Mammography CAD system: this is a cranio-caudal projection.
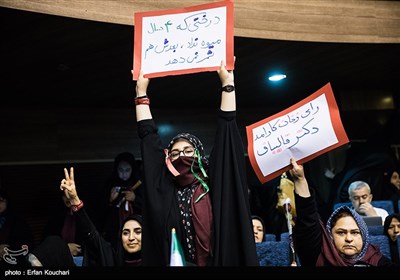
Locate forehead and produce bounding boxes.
[118,160,131,169]
[171,139,193,150]
[390,217,400,224]
[252,219,263,227]
[351,187,369,195]
[123,220,141,229]
[332,216,359,230]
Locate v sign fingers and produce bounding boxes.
[69,167,74,182]
[64,167,74,182]
[60,167,80,205]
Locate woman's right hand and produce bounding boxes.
[289,158,305,181]
[68,243,82,256]
[289,158,311,197]
[133,70,150,98]
[60,167,81,205]
[133,70,153,121]
[109,187,120,203]
[217,59,234,87]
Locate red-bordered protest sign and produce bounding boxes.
[247,83,349,183]
[132,0,234,80]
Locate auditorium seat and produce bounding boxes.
[367,225,384,236]
[256,239,291,266]
[369,235,392,260]
[333,200,394,214]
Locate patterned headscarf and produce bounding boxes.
[167,133,209,167]
[167,133,212,264]
[326,205,370,262]
[166,133,209,203]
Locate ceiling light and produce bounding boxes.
[268,74,287,81]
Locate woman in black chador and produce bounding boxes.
[133,60,258,266]
[383,213,400,265]
[102,152,142,248]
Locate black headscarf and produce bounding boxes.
[383,213,400,265]
[252,215,266,242]
[115,214,143,266]
[30,235,75,267]
[0,189,34,257]
[381,166,400,212]
[111,152,141,187]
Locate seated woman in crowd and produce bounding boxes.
[383,213,400,265]
[381,166,400,212]
[102,152,143,249]
[26,235,75,267]
[252,215,266,243]
[291,158,395,267]
[0,189,34,267]
[60,167,142,266]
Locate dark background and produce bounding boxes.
[1,7,399,162]
[1,7,399,244]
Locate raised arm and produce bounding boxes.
[210,58,260,265]
[217,60,235,112]
[133,70,152,122]
[133,60,234,118]
[289,158,311,198]
[59,167,115,265]
[290,158,322,267]
[60,167,81,207]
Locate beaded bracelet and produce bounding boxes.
[71,200,84,212]
[135,97,150,105]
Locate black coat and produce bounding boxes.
[138,109,258,266]
[74,208,115,266]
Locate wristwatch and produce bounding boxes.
[221,85,235,93]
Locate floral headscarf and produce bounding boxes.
[167,132,209,167]
[326,205,369,262]
[166,133,209,203]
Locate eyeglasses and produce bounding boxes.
[169,146,195,160]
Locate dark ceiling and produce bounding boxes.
[1,7,400,142]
